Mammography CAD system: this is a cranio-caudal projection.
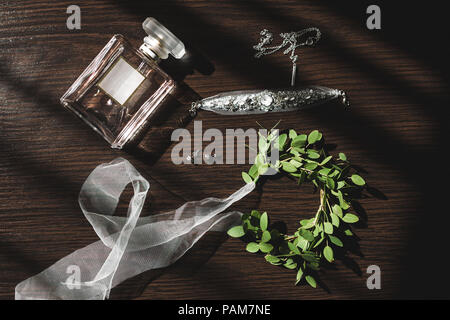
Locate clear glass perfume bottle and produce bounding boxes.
[60,18,185,149]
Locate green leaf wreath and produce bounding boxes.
[227,128,366,288]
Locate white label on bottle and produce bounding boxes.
[98,57,145,105]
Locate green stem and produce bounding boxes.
[313,189,325,225]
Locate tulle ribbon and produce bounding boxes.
[15,158,254,299]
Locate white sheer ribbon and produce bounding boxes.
[15,158,254,300]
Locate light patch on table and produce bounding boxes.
[98,57,145,105]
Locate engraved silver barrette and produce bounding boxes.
[189,86,348,117]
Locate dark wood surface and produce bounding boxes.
[1,0,449,299]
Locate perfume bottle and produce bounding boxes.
[60,18,185,149]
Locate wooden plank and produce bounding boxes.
[1,0,448,299]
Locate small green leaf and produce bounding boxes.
[259,242,273,253]
[337,191,350,209]
[339,153,347,161]
[248,164,259,179]
[328,170,339,178]
[342,213,359,223]
[323,246,334,262]
[307,149,320,159]
[313,236,325,248]
[292,134,307,147]
[300,218,315,229]
[313,226,320,237]
[289,129,297,139]
[299,229,314,242]
[285,258,294,265]
[316,223,323,233]
[324,222,333,234]
[261,230,271,242]
[227,225,245,238]
[260,212,268,231]
[341,201,350,211]
[330,213,340,227]
[332,204,343,218]
[265,255,281,264]
[288,241,300,254]
[296,147,307,154]
[344,229,353,236]
[337,181,346,189]
[246,242,260,253]
[300,218,314,226]
[290,159,302,168]
[305,275,317,288]
[284,262,297,269]
[258,137,269,153]
[282,162,297,173]
[351,174,366,186]
[258,163,269,175]
[317,132,323,141]
[304,162,318,171]
[255,153,265,166]
[320,155,332,165]
[242,172,252,184]
[277,134,288,150]
[326,177,335,190]
[290,149,300,157]
[308,130,321,144]
[329,235,343,247]
[297,237,309,250]
[251,210,261,218]
[267,129,278,141]
[295,268,304,285]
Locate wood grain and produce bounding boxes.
[1,0,449,299]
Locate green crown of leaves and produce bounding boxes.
[228,128,366,288]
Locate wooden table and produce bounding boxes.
[1,0,449,299]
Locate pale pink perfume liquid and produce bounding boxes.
[60,18,185,149]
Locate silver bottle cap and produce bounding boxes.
[140,17,185,60]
